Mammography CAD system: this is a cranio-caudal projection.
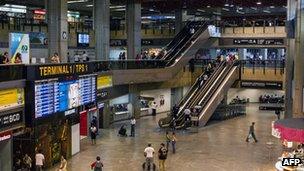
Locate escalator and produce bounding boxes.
[159,61,240,129]
[111,21,212,85]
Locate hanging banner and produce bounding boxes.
[9,32,30,64]
[97,75,113,89]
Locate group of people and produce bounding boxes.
[51,51,89,63]
[143,132,177,171]
[0,51,22,64]
[118,117,136,137]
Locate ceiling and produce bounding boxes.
[1,0,287,18]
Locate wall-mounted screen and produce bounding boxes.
[77,33,89,47]
[35,75,96,118]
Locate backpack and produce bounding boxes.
[94,161,103,171]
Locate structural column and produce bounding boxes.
[292,0,304,118]
[174,9,183,35]
[47,0,68,62]
[261,49,268,60]
[285,0,296,118]
[126,0,141,59]
[129,84,141,119]
[238,48,246,60]
[94,0,110,60]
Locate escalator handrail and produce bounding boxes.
[167,61,226,126]
[164,21,194,51]
[165,22,209,66]
[173,61,226,125]
[197,61,239,119]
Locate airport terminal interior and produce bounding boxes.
[0,0,304,171]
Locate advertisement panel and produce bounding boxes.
[97,75,113,89]
[0,88,24,111]
[9,32,30,64]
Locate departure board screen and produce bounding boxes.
[35,75,96,118]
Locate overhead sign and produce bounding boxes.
[9,33,30,64]
[233,39,284,45]
[37,63,90,78]
[97,75,113,89]
[0,88,24,111]
[0,110,23,130]
[240,81,283,90]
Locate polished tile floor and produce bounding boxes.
[49,104,283,171]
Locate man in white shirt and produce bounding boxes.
[82,51,88,62]
[144,143,155,170]
[35,150,45,171]
[151,101,157,116]
[74,54,80,63]
[130,117,136,137]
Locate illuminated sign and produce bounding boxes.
[34,9,46,15]
[97,75,113,89]
[0,131,12,142]
[38,64,89,77]
[0,88,24,111]
[0,111,23,130]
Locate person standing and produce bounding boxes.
[158,143,168,171]
[82,51,88,62]
[246,122,258,143]
[90,124,97,145]
[67,52,71,63]
[74,53,80,63]
[35,150,45,171]
[184,108,191,121]
[275,109,281,120]
[144,143,155,170]
[2,52,10,64]
[23,154,32,171]
[130,117,136,137]
[151,101,157,116]
[91,156,103,171]
[171,132,177,154]
[165,131,171,151]
[51,52,60,63]
[58,156,67,171]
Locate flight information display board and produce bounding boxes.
[34,75,96,118]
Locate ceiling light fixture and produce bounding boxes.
[68,0,88,4]
[270,6,275,8]
[256,1,262,5]
[222,8,230,11]
[207,5,211,8]
[86,4,93,7]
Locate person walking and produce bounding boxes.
[58,156,67,171]
[246,122,258,143]
[91,156,103,171]
[158,143,168,171]
[144,143,155,171]
[165,131,171,151]
[171,132,177,154]
[90,124,97,145]
[275,109,281,120]
[130,117,136,137]
[35,150,45,171]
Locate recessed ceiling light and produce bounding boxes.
[257,1,262,5]
[207,5,211,8]
[224,3,229,7]
[230,4,234,7]
[270,6,275,8]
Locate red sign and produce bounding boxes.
[0,131,12,142]
[34,9,46,15]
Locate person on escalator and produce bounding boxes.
[172,104,179,119]
[184,108,191,121]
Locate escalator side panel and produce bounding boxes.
[199,66,240,126]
